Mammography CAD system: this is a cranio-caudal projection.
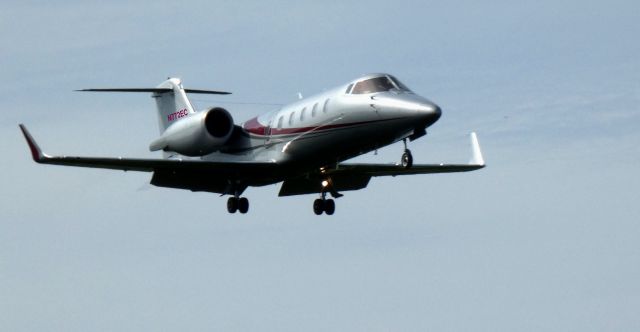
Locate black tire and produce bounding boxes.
[227,197,238,214]
[324,199,335,215]
[401,150,413,169]
[313,199,324,215]
[238,197,249,214]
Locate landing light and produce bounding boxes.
[321,180,329,187]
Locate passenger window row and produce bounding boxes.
[276,98,330,129]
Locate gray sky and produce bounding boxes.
[2,0,640,331]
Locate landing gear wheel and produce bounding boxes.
[401,149,413,169]
[238,197,249,214]
[227,197,238,214]
[313,199,324,215]
[324,199,335,215]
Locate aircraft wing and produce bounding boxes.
[327,162,484,177]
[278,133,485,196]
[18,124,277,174]
[331,132,485,176]
[278,163,483,197]
[21,124,484,197]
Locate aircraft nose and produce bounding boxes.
[426,103,441,116]
[371,94,441,124]
[416,102,441,123]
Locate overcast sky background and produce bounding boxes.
[2,0,639,331]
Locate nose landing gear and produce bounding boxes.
[401,138,413,169]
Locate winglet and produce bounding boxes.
[18,124,48,162]
[469,132,485,166]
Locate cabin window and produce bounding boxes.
[311,103,318,117]
[300,107,306,121]
[288,112,295,126]
[322,99,330,113]
[277,116,283,129]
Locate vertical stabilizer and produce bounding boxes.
[153,78,196,133]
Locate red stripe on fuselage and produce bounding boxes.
[243,117,399,137]
[243,117,267,135]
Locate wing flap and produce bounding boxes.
[278,174,370,196]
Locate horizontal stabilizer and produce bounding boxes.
[76,88,231,95]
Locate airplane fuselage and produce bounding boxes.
[207,74,442,176]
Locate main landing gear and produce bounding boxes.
[401,138,413,169]
[313,179,342,215]
[227,196,249,214]
[313,195,335,216]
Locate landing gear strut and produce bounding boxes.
[401,138,413,169]
[227,196,249,214]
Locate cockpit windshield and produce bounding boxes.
[388,75,411,91]
[350,75,411,94]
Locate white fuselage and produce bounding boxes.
[203,74,441,172]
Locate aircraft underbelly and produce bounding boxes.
[282,116,416,166]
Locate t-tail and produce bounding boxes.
[77,79,234,158]
[77,78,231,134]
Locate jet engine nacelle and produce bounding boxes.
[149,107,234,156]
